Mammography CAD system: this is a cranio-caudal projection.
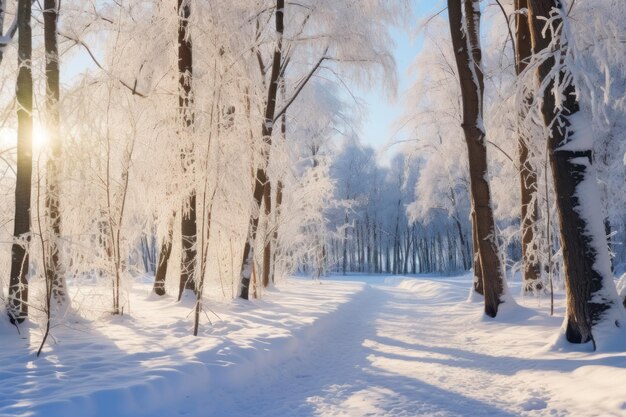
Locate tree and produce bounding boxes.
[515,0,541,292]
[447,0,505,317]
[7,0,33,324]
[152,215,174,296]
[0,0,29,65]
[44,0,68,306]
[238,0,286,300]
[527,0,621,347]
[178,0,197,300]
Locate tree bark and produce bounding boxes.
[470,212,484,294]
[43,0,67,306]
[528,0,620,346]
[178,0,197,301]
[269,88,286,284]
[261,180,272,287]
[515,0,541,292]
[7,0,33,324]
[239,0,284,299]
[153,213,174,295]
[448,0,505,316]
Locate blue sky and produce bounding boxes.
[355,27,422,155]
[358,0,441,158]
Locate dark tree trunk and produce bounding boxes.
[262,180,272,287]
[454,216,469,270]
[7,0,33,324]
[471,212,484,294]
[411,224,417,275]
[403,231,411,274]
[366,214,371,272]
[515,0,541,292]
[528,0,620,346]
[448,0,505,316]
[44,0,67,306]
[270,180,283,283]
[373,220,379,273]
[342,213,349,275]
[239,0,284,299]
[153,214,174,296]
[178,0,197,301]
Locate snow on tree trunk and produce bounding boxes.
[153,213,174,296]
[178,0,197,301]
[447,0,506,317]
[471,211,483,295]
[528,0,623,347]
[262,179,272,288]
[515,0,541,293]
[7,0,33,324]
[44,0,68,307]
[239,0,284,300]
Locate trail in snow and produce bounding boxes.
[1,274,625,417]
[208,274,626,417]
[211,277,519,417]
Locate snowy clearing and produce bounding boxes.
[1,274,626,417]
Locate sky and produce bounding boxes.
[357,0,442,161]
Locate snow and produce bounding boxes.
[1,274,626,417]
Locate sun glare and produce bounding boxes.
[0,122,50,152]
[33,122,49,151]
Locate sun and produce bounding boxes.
[0,122,51,154]
[33,122,49,151]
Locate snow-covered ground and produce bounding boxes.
[1,274,625,417]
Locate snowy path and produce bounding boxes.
[213,279,521,417]
[1,274,625,416]
[209,275,626,417]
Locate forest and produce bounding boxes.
[0,0,625,416]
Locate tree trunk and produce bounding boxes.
[528,0,621,346]
[471,212,484,294]
[342,213,348,275]
[7,0,33,324]
[448,0,505,316]
[153,213,174,295]
[270,180,283,283]
[261,180,272,287]
[43,0,67,306]
[0,0,21,65]
[270,91,286,284]
[515,0,541,292]
[239,0,284,299]
[178,0,197,301]
[454,216,469,270]
[373,220,379,273]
